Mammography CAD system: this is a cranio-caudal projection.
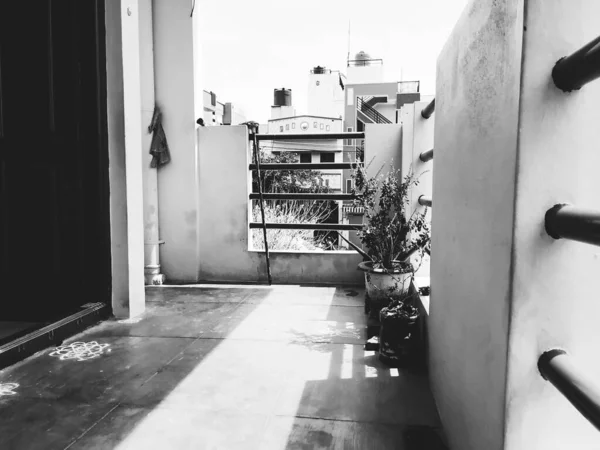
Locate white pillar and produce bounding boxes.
[139,0,165,285]
[105,0,146,318]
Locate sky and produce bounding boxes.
[200,0,469,124]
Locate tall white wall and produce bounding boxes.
[430,1,600,449]
[505,1,600,448]
[153,0,203,283]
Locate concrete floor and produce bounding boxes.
[0,285,445,450]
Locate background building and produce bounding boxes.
[307,66,345,119]
[202,90,247,126]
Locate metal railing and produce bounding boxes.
[552,34,600,92]
[357,97,392,124]
[347,58,383,67]
[533,35,600,432]
[418,195,432,207]
[398,80,421,94]
[250,131,366,236]
[421,98,436,119]
[545,204,600,247]
[419,148,434,162]
[538,350,600,431]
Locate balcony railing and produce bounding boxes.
[249,129,367,282]
[357,97,392,124]
[347,58,383,67]
[398,80,421,93]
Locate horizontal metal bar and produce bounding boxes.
[419,148,434,162]
[418,195,432,207]
[249,162,361,171]
[552,35,600,92]
[421,98,435,119]
[256,132,365,141]
[545,204,600,246]
[249,222,363,231]
[538,350,600,432]
[250,193,356,201]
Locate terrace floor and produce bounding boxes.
[0,285,445,450]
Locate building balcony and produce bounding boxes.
[2,1,600,449]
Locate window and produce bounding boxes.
[326,125,330,131]
[346,179,353,193]
[300,153,311,163]
[292,123,296,129]
[347,88,354,106]
[320,123,324,130]
[313,122,318,128]
[320,153,335,163]
[280,126,283,132]
[286,124,289,130]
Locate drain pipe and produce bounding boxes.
[246,122,272,285]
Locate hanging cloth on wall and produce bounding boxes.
[148,105,171,168]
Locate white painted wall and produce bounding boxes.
[364,123,402,177]
[153,0,203,283]
[430,1,522,447]
[346,65,383,84]
[196,126,363,285]
[105,0,146,318]
[373,103,397,123]
[307,70,344,119]
[505,1,600,448]
[430,1,600,449]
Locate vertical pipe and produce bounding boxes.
[249,123,272,285]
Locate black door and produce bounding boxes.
[0,1,110,322]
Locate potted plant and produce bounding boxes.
[378,297,420,366]
[339,164,431,319]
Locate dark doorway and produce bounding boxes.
[0,0,110,332]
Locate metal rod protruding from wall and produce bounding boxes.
[538,350,600,432]
[421,98,435,119]
[545,204,600,247]
[552,35,600,92]
[418,195,432,207]
[246,122,272,285]
[419,148,434,162]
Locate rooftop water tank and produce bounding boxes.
[354,51,372,66]
[273,88,292,107]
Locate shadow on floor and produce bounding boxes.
[0,285,444,450]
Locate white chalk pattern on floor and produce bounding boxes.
[49,341,111,361]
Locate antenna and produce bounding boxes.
[347,20,351,65]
